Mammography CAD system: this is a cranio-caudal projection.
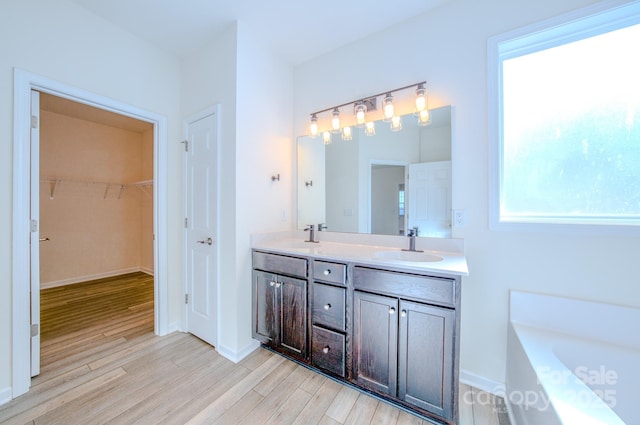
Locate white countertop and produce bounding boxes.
[251,232,469,276]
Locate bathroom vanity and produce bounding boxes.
[251,235,468,425]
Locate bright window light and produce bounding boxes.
[490,2,640,230]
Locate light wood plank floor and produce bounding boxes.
[0,272,509,425]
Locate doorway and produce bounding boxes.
[12,69,169,398]
[37,91,155,370]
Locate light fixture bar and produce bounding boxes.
[309,81,426,116]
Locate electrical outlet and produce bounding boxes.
[453,210,465,226]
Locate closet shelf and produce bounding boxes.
[41,177,153,200]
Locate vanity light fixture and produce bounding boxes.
[307,81,428,137]
[342,126,352,141]
[415,84,427,113]
[383,93,395,122]
[390,115,403,132]
[354,102,367,127]
[417,109,431,126]
[331,108,341,134]
[365,121,376,136]
[309,113,319,137]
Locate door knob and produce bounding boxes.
[197,237,213,245]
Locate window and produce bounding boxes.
[489,1,640,232]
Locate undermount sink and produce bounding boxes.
[373,250,443,263]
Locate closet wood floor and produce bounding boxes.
[1,272,509,425]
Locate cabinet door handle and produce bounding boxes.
[269,281,276,287]
[323,269,331,276]
[401,310,407,317]
[322,346,331,354]
[389,307,396,315]
[323,303,331,310]
[275,282,282,288]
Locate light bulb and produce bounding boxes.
[323,131,331,144]
[355,102,367,127]
[331,108,341,134]
[383,94,394,122]
[364,121,376,136]
[391,115,402,132]
[342,126,352,141]
[415,84,427,112]
[309,114,318,137]
[418,109,431,126]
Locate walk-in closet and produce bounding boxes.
[37,93,155,354]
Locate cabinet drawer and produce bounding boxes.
[312,283,346,331]
[312,261,346,286]
[252,251,307,278]
[353,267,456,308]
[311,326,345,377]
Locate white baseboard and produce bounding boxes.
[140,266,154,276]
[41,267,152,289]
[0,386,12,407]
[216,339,261,364]
[460,369,505,396]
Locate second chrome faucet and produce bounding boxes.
[402,227,423,252]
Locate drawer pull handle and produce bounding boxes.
[389,307,396,315]
[322,346,331,354]
[323,269,331,276]
[323,303,332,310]
[401,310,407,317]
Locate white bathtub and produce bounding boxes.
[506,291,640,425]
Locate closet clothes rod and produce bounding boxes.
[40,177,153,200]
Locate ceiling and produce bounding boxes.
[68,0,450,65]
[40,93,153,133]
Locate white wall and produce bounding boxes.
[294,0,640,388]
[0,0,181,396]
[181,21,293,358]
[235,21,294,356]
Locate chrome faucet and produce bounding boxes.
[304,224,319,243]
[402,227,423,252]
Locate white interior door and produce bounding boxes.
[30,90,41,377]
[408,161,452,238]
[185,109,219,347]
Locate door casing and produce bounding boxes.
[11,68,170,398]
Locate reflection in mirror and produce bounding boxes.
[297,106,452,238]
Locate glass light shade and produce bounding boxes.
[342,126,352,141]
[309,114,318,137]
[417,109,431,126]
[331,108,341,134]
[391,115,402,132]
[415,85,427,112]
[355,103,367,127]
[323,131,332,144]
[383,94,394,122]
[364,121,376,136]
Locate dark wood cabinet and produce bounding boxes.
[398,300,455,421]
[353,266,459,424]
[252,252,308,359]
[252,250,461,425]
[353,291,398,396]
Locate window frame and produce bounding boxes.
[488,0,640,234]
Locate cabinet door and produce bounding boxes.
[278,275,307,357]
[253,270,278,344]
[398,300,455,420]
[353,291,398,396]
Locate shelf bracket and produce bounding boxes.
[49,179,59,200]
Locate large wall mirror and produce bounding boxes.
[297,105,452,238]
